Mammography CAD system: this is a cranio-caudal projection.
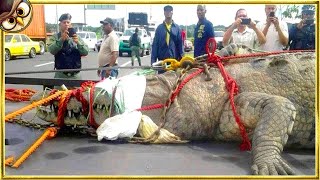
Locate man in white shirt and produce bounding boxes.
[256,5,288,51]
[98,17,119,80]
[223,8,266,49]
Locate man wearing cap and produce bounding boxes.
[98,17,119,80]
[151,5,184,74]
[194,5,215,57]
[288,5,315,50]
[47,13,89,87]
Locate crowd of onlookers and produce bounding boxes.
[46,4,315,81]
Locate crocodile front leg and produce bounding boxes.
[250,95,296,175]
[216,92,296,175]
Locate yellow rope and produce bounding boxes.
[11,127,58,168]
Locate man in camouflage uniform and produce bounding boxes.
[289,5,315,50]
[47,13,89,87]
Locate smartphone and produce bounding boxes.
[305,19,314,25]
[269,12,275,17]
[241,18,251,25]
[68,27,76,37]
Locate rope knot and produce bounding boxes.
[207,54,221,64]
[225,78,238,94]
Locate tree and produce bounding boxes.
[281,5,301,19]
[45,23,58,33]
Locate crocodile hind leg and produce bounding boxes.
[217,92,296,175]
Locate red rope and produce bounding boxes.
[206,38,251,151]
[170,69,204,103]
[221,49,315,61]
[137,69,204,114]
[5,88,36,102]
[136,104,164,111]
[57,91,71,127]
[56,81,94,127]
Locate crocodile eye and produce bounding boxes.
[16,2,31,18]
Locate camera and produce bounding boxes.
[305,19,314,25]
[241,18,251,25]
[269,12,275,17]
[68,27,76,37]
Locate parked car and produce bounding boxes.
[76,31,97,51]
[4,33,43,61]
[94,31,123,52]
[184,39,193,52]
[119,27,151,57]
[214,31,225,50]
[94,39,103,52]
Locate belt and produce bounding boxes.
[101,63,118,68]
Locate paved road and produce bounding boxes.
[4,51,316,176]
[5,51,152,86]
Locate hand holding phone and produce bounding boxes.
[269,12,275,17]
[68,27,76,37]
[241,18,251,25]
[305,19,314,25]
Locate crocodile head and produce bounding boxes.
[30,87,113,127]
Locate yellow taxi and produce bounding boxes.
[4,33,42,61]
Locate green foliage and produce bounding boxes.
[282,5,301,19]
[45,23,58,33]
[83,26,103,39]
[180,24,226,39]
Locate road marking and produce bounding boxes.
[35,62,54,67]
[120,61,132,67]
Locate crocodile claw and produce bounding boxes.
[251,155,295,175]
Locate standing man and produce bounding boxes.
[129,27,142,66]
[223,8,266,49]
[289,5,315,50]
[98,17,120,80]
[151,5,184,74]
[47,13,89,85]
[194,5,215,57]
[256,5,288,51]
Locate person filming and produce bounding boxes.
[289,5,315,50]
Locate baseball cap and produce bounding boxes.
[100,17,114,26]
[164,5,173,11]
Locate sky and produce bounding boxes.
[44,4,283,27]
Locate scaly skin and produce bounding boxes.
[31,51,315,175]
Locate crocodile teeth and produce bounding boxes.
[50,104,54,112]
[68,110,72,117]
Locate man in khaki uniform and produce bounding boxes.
[97,17,119,80]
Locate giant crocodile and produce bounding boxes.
[31,48,315,175]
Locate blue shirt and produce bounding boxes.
[194,18,215,57]
[151,21,184,64]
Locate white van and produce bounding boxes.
[76,31,97,50]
